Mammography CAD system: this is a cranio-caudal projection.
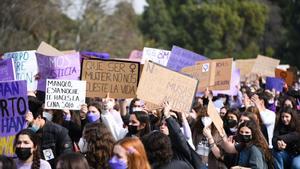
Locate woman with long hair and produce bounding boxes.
[109,137,151,169]
[272,107,300,169]
[56,152,89,169]
[209,120,272,169]
[126,111,151,137]
[83,122,115,169]
[14,129,51,169]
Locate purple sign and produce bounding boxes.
[128,50,143,62]
[266,77,284,92]
[167,46,207,72]
[0,58,16,81]
[214,69,241,96]
[0,80,28,137]
[36,52,81,91]
[80,51,110,59]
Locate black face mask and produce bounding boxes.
[128,125,138,135]
[237,134,252,143]
[226,119,238,128]
[15,147,32,161]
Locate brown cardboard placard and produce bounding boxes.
[36,41,63,56]
[136,61,198,113]
[235,59,256,81]
[251,55,280,77]
[208,100,226,137]
[182,58,233,92]
[81,59,140,98]
[275,68,294,86]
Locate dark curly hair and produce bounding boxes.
[141,131,173,166]
[84,122,115,169]
[56,152,89,169]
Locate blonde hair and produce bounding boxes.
[117,137,151,169]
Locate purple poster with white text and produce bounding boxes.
[0,58,16,81]
[36,52,81,91]
[0,80,28,137]
[167,46,207,72]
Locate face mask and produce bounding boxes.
[78,138,88,153]
[29,123,40,133]
[237,134,252,143]
[226,119,238,128]
[87,112,100,123]
[201,117,212,127]
[64,114,71,121]
[109,155,127,169]
[43,111,53,121]
[128,125,138,135]
[103,101,114,110]
[132,107,143,112]
[15,147,32,161]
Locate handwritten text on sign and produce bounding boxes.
[3,50,38,91]
[45,79,86,110]
[0,80,28,156]
[137,61,198,113]
[141,47,170,66]
[81,59,140,98]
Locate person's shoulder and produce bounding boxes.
[249,144,264,155]
[40,159,52,169]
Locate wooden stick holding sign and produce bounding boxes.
[207,100,226,137]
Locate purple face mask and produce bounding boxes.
[109,155,127,169]
[87,112,100,123]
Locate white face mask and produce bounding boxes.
[201,117,212,127]
[78,138,88,153]
[43,111,53,121]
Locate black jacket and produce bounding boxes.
[152,159,192,169]
[166,117,204,169]
[272,124,300,154]
[37,120,73,167]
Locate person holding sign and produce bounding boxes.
[14,129,51,169]
[26,96,73,168]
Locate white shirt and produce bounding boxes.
[259,108,276,148]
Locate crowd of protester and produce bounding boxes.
[1,76,300,169]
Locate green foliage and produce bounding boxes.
[140,0,268,59]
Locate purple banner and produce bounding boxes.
[36,52,81,91]
[266,77,284,92]
[80,51,110,59]
[167,46,207,71]
[0,58,16,81]
[213,69,241,96]
[0,80,28,137]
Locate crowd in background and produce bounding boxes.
[0,76,300,169]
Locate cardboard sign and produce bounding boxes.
[0,58,16,81]
[167,46,207,72]
[213,68,241,96]
[0,80,28,156]
[208,100,226,137]
[3,50,38,91]
[141,47,170,66]
[265,77,284,92]
[251,55,280,77]
[137,61,198,113]
[182,58,233,92]
[128,50,143,62]
[81,59,140,98]
[235,59,256,81]
[275,68,294,86]
[45,79,86,110]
